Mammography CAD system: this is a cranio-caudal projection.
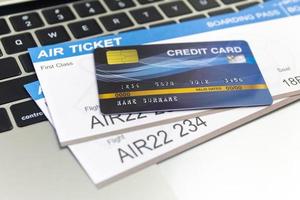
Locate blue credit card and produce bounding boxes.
[94,41,273,114]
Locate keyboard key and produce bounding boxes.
[104,0,135,11]
[188,0,219,11]
[19,53,34,73]
[137,0,162,4]
[100,13,133,31]
[0,75,37,105]
[73,1,106,17]
[150,21,176,28]
[1,33,37,54]
[179,14,206,22]
[9,12,44,31]
[120,27,146,33]
[130,7,163,24]
[0,57,21,80]
[11,100,47,127]
[221,0,246,4]
[68,19,103,39]
[0,108,13,133]
[35,26,71,45]
[159,1,191,18]
[208,8,235,16]
[0,19,10,35]
[237,2,259,10]
[42,6,75,24]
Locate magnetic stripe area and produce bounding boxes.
[99,84,268,99]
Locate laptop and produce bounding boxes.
[0,0,267,199]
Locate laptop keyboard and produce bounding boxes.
[0,0,265,133]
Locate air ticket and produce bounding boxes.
[28,0,300,145]
[24,81,299,187]
[27,0,300,187]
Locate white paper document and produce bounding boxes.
[24,85,299,187]
[26,0,300,187]
[28,0,300,145]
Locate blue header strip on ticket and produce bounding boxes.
[24,81,44,100]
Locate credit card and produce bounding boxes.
[94,41,273,114]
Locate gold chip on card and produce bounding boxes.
[106,49,139,65]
